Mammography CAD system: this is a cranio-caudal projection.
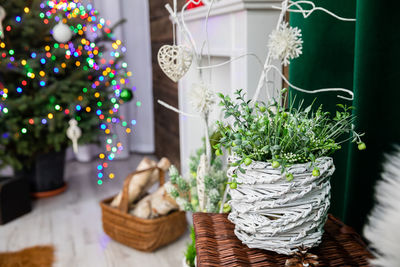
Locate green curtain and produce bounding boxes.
[289,0,400,232]
[345,0,400,231]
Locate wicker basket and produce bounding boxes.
[100,167,187,252]
[227,156,335,255]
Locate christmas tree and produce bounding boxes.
[0,0,134,182]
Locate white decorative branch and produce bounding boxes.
[266,64,354,101]
[252,0,356,103]
[272,1,356,22]
[219,181,231,213]
[157,100,200,118]
[159,0,357,216]
[165,2,199,60]
[197,53,265,70]
[196,57,355,111]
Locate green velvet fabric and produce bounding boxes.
[345,0,400,231]
[289,0,400,231]
[289,0,357,223]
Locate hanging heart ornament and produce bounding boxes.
[157,45,193,82]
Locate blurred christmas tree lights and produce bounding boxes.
[0,0,137,184]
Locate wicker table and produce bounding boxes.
[193,213,372,267]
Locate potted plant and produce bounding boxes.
[214,89,365,254]
[166,142,230,267]
[0,0,132,196]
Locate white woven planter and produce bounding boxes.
[227,156,335,255]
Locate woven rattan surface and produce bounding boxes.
[193,213,372,266]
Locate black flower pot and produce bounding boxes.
[17,150,67,197]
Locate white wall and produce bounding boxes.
[94,0,155,155]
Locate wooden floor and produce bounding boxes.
[0,154,189,267]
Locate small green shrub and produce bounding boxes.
[215,89,365,175]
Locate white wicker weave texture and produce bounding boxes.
[227,156,335,255]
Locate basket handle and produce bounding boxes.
[118,166,165,213]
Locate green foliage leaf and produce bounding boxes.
[214,89,365,169]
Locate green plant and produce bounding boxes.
[184,227,196,267]
[167,144,228,213]
[215,89,365,175]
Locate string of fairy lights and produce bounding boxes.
[0,0,139,185]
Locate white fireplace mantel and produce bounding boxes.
[177,0,283,175]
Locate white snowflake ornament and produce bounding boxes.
[189,83,215,115]
[268,22,303,66]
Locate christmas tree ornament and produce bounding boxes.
[157,45,193,82]
[66,119,82,154]
[52,21,73,43]
[189,83,214,115]
[0,6,6,39]
[120,88,133,102]
[268,22,303,66]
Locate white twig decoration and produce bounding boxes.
[158,0,357,222]
[157,100,199,118]
[163,0,356,103]
[252,0,356,103]
[272,1,356,22]
[197,53,264,70]
[189,83,215,164]
[197,53,354,101]
[166,1,200,60]
[266,64,354,101]
[219,177,231,213]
